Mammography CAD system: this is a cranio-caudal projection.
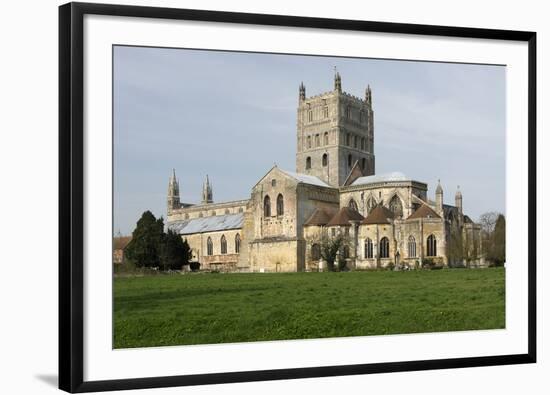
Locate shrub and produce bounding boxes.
[189,261,201,272]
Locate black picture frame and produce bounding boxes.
[59,2,537,393]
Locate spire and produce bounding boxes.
[435,179,443,215]
[334,67,341,92]
[202,174,213,204]
[365,85,372,107]
[167,168,180,211]
[299,82,306,101]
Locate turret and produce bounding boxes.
[299,82,306,102]
[334,70,342,93]
[435,179,443,215]
[365,85,372,107]
[202,175,213,204]
[167,168,180,212]
[455,185,463,224]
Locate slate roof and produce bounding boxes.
[304,208,338,226]
[351,172,409,186]
[326,207,364,226]
[168,213,244,235]
[407,204,441,220]
[362,205,395,225]
[280,169,331,188]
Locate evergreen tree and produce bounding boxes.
[160,229,192,271]
[491,214,506,266]
[125,211,164,268]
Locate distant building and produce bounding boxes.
[113,236,132,264]
[167,73,484,272]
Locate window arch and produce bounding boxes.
[366,197,377,214]
[427,235,437,257]
[315,134,320,147]
[307,135,312,149]
[361,137,365,150]
[235,234,241,254]
[311,243,321,260]
[323,106,329,118]
[305,157,311,170]
[346,133,351,146]
[389,195,403,219]
[348,198,358,211]
[308,110,313,122]
[238,207,244,213]
[348,154,352,167]
[225,209,230,214]
[361,158,366,170]
[322,153,328,167]
[276,194,284,216]
[343,245,350,259]
[263,195,271,217]
[207,237,213,256]
[354,135,358,148]
[346,106,351,118]
[408,236,416,258]
[324,132,329,145]
[379,237,390,258]
[220,235,227,254]
[364,238,373,259]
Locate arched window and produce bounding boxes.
[198,212,203,218]
[346,106,351,118]
[361,158,366,170]
[207,237,213,256]
[235,234,241,254]
[308,110,313,122]
[348,154,352,167]
[220,235,227,254]
[315,134,320,147]
[361,138,365,150]
[348,198,358,211]
[263,195,271,217]
[364,238,373,259]
[389,195,403,219]
[324,132,329,145]
[184,213,189,219]
[311,243,321,260]
[225,209,230,214]
[380,237,390,258]
[354,135,358,148]
[323,106,329,118]
[346,133,351,146]
[427,235,437,257]
[307,135,311,149]
[305,157,311,170]
[322,153,328,167]
[408,236,416,258]
[276,194,284,216]
[360,111,364,123]
[211,211,216,216]
[343,245,350,259]
[366,197,377,214]
[238,207,244,213]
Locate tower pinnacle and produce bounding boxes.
[202,175,213,204]
[299,82,306,101]
[167,168,180,211]
[334,69,342,92]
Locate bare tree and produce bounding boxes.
[308,231,351,272]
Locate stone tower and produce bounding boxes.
[167,168,180,213]
[455,185,463,225]
[202,175,213,204]
[435,179,444,216]
[295,72,375,187]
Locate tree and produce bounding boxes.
[447,224,464,267]
[315,232,349,272]
[124,211,164,268]
[489,214,506,266]
[479,211,499,255]
[160,229,192,271]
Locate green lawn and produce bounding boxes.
[114,268,505,349]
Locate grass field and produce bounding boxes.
[114,268,505,349]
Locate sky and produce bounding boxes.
[113,46,505,236]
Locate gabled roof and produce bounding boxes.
[362,205,394,225]
[326,207,364,226]
[343,160,364,186]
[279,169,330,187]
[304,208,338,226]
[113,236,132,250]
[168,213,243,235]
[407,204,441,220]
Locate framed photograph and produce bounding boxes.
[59,2,537,393]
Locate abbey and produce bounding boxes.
[167,73,484,272]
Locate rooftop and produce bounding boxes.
[280,169,331,188]
[304,208,338,226]
[168,213,244,235]
[362,205,395,225]
[351,172,410,186]
[407,204,441,220]
[327,207,364,226]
